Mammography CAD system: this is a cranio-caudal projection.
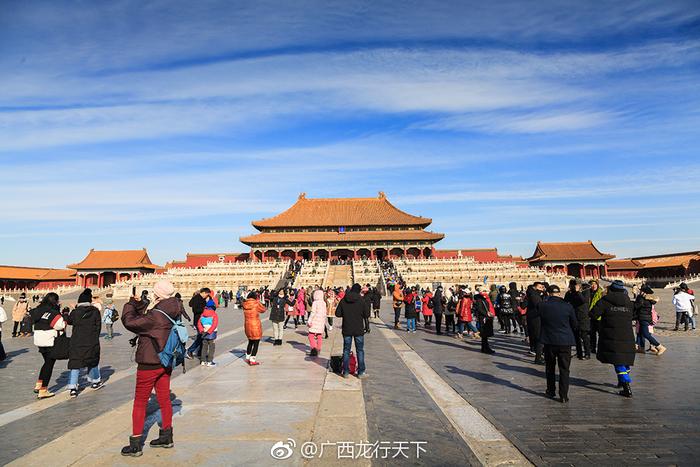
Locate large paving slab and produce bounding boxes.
[381,299,700,466]
[7,319,369,466]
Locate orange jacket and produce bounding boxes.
[243,298,266,340]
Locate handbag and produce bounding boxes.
[651,305,659,326]
[50,331,71,360]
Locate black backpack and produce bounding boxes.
[329,355,343,374]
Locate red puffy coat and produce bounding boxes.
[457,297,473,322]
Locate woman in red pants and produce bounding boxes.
[120,280,186,457]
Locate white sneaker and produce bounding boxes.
[208,362,217,367]
[200,361,207,366]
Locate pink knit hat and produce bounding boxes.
[153,280,175,299]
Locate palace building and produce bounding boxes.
[0,266,76,290]
[68,249,161,287]
[240,192,445,262]
[607,250,700,280]
[527,241,615,279]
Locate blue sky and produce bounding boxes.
[1,0,699,268]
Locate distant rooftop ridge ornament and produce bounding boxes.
[378,191,386,199]
[299,192,307,200]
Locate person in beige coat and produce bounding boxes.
[12,293,30,337]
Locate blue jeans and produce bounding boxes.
[636,321,660,348]
[342,335,366,375]
[458,321,478,334]
[406,318,416,331]
[188,333,203,356]
[68,366,100,389]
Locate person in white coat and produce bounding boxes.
[672,283,695,331]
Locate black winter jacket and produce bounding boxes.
[67,303,101,369]
[592,290,635,366]
[189,294,207,322]
[432,289,445,314]
[496,292,515,315]
[564,290,590,331]
[472,294,494,337]
[335,291,370,336]
[269,296,293,322]
[633,295,657,323]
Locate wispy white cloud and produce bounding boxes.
[418,109,616,133]
[395,166,700,204]
[3,40,700,149]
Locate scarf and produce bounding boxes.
[589,288,603,311]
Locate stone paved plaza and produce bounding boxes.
[1,293,698,466]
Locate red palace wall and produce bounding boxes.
[607,270,639,279]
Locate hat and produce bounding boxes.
[206,299,216,309]
[640,284,654,295]
[610,280,625,291]
[153,280,175,299]
[547,284,561,294]
[78,288,93,304]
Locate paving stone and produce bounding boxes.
[379,301,700,466]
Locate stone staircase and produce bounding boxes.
[324,264,354,289]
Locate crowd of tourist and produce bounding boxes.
[380,260,691,403]
[0,264,696,458]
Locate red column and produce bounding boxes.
[261,251,266,262]
[369,249,374,260]
[311,250,315,260]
